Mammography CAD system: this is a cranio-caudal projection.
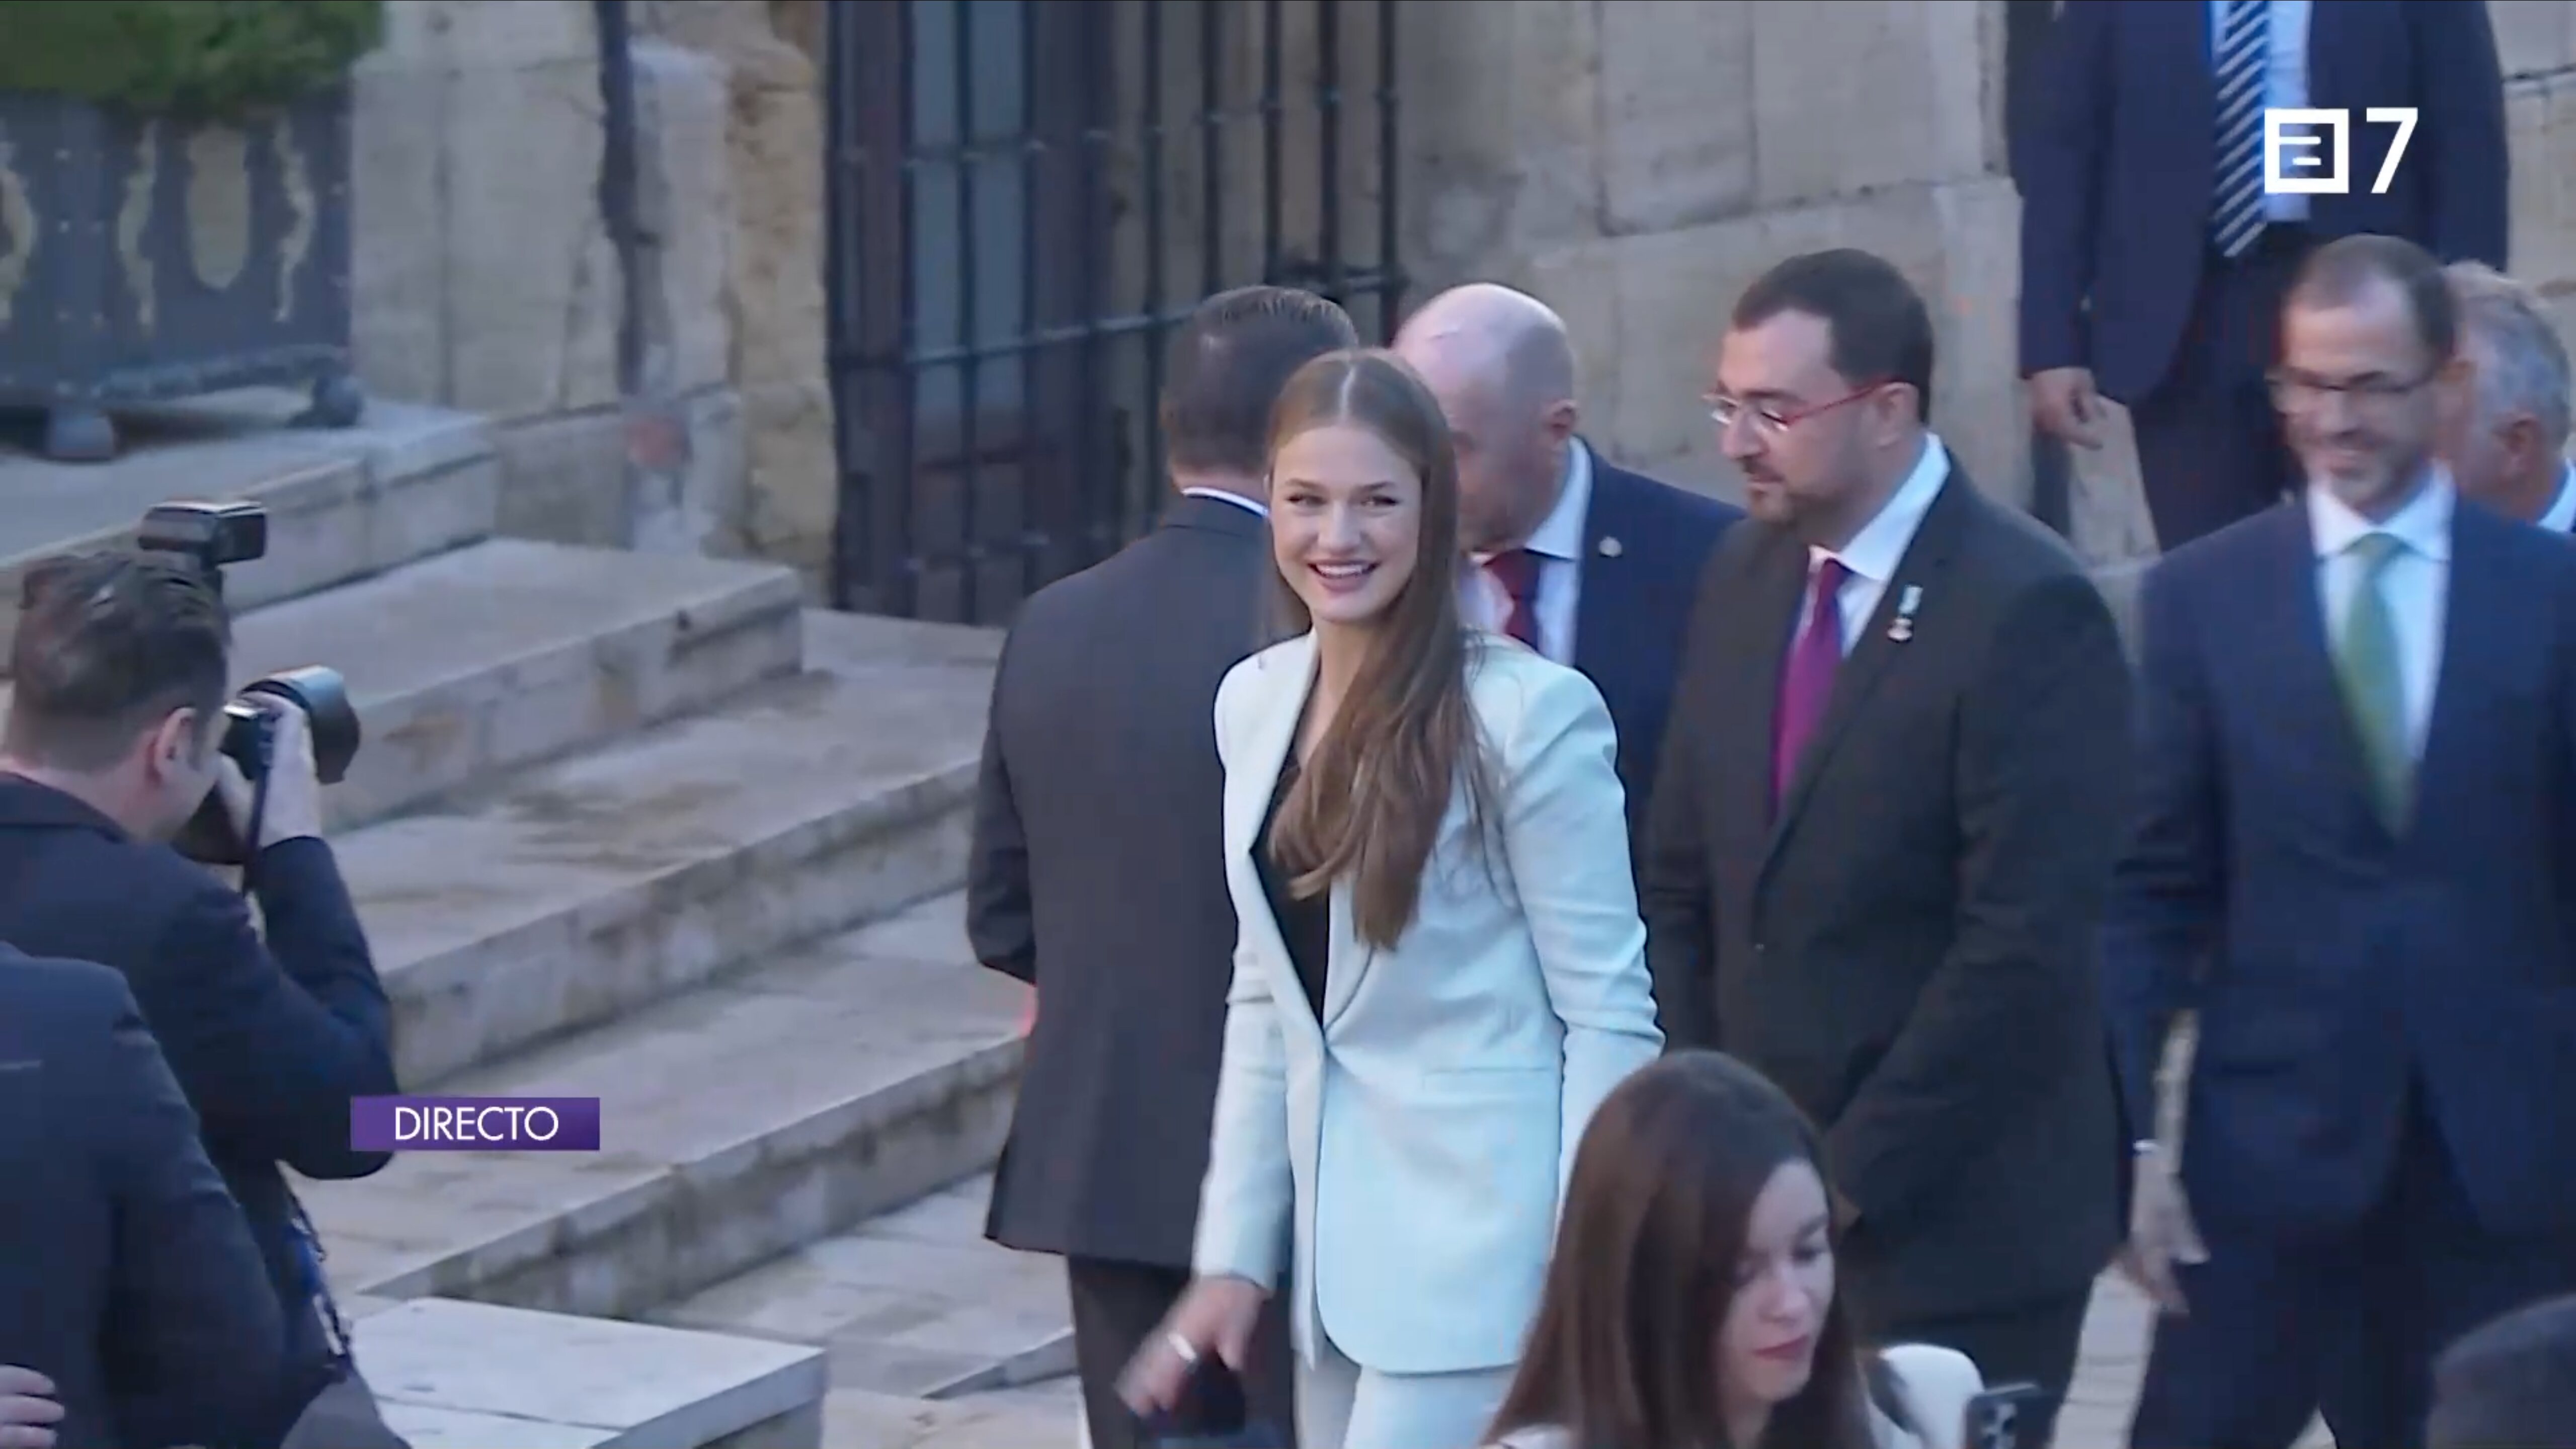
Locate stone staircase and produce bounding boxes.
[0,393,1074,1448]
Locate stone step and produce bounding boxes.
[337,632,993,1085]
[224,537,804,830]
[301,892,1031,1321]
[821,1387,1081,1449]
[0,391,498,654]
[354,1298,827,1449]
[653,1174,1074,1403]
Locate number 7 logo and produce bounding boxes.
[2262,107,2420,195]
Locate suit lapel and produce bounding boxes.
[1228,635,1320,1027]
[1760,476,1969,870]
[2411,504,2504,839]
[1571,447,1628,677]
[2262,501,2391,838]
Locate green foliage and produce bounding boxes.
[0,0,383,117]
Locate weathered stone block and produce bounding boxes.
[2490,0,2576,78]
[1748,0,1994,210]
[350,55,450,406]
[2063,403,2161,566]
[378,0,598,67]
[2508,72,2576,292]
[1595,3,1755,235]
[1527,176,2028,506]
[441,59,622,417]
[742,378,838,556]
[1397,0,1607,279]
[633,41,736,396]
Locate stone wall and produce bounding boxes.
[342,0,2576,607]
[1398,1,2026,507]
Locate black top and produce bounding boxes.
[1255,758,1330,1020]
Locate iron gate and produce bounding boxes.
[825,0,1405,624]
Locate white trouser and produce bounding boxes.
[1295,1331,1514,1449]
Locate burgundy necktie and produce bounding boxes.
[1485,549,1543,649]
[1772,557,1850,812]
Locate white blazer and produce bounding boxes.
[1192,631,1664,1375]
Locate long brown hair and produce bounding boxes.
[1263,348,1494,950]
[1488,1052,1903,1449]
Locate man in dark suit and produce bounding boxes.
[0,553,405,1448]
[1393,282,1740,845]
[1643,249,2134,1444]
[2020,0,2508,551]
[2105,234,2576,1449]
[0,948,294,1449]
[968,285,1358,1449]
[2440,262,2574,531]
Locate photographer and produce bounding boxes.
[0,551,405,1448]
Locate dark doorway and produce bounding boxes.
[825,0,1406,624]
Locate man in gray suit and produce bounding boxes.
[968,285,1357,1449]
[2441,263,2573,530]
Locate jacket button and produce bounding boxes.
[1753,942,1768,955]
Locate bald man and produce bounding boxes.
[1395,284,1740,847]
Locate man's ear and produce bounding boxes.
[149,707,203,776]
[1542,398,1580,446]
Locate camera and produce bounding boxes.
[134,502,364,866]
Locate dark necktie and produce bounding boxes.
[1485,549,1544,649]
[2212,0,2269,259]
[1773,557,1850,813]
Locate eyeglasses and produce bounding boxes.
[2267,366,2438,413]
[1706,382,1889,440]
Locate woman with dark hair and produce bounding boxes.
[1482,1051,1986,1449]
[1119,348,1664,1447]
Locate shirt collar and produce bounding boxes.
[2306,467,2455,562]
[1181,486,1268,518]
[1812,434,1950,582]
[2537,460,2576,534]
[1470,440,1592,566]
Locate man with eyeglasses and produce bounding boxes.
[2017,0,2507,552]
[2105,233,2576,1449]
[1642,248,2135,1447]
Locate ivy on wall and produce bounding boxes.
[0,0,384,117]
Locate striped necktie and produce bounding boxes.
[2212,0,2270,259]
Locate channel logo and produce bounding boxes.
[350,1095,602,1152]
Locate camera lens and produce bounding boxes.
[238,666,361,785]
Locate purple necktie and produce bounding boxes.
[1772,557,1850,812]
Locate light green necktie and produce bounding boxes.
[2332,532,2411,830]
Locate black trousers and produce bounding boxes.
[2129,1087,2576,1449]
[1880,1287,2094,1449]
[1068,1255,1298,1449]
[2128,227,2312,552]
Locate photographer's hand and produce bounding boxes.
[213,701,326,849]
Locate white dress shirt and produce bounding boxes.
[2307,472,2454,759]
[2535,460,2576,534]
[1802,435,1952,654]
[1182,485,1269,518]
[1463,442,1592,665]
[2207,0,2314,224]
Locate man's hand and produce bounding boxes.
[0,1365,62,1449]
[213,699,326,850]
[1119,1275,1268,1416]
[2028,366,2107,450]
[2117,1148,2208,1315]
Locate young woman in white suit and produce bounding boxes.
[1119,348,1665,1448]
[1481,1052,1986,1449]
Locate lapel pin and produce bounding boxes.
[1597,536,1624,558]
[1887,584,1922,643]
